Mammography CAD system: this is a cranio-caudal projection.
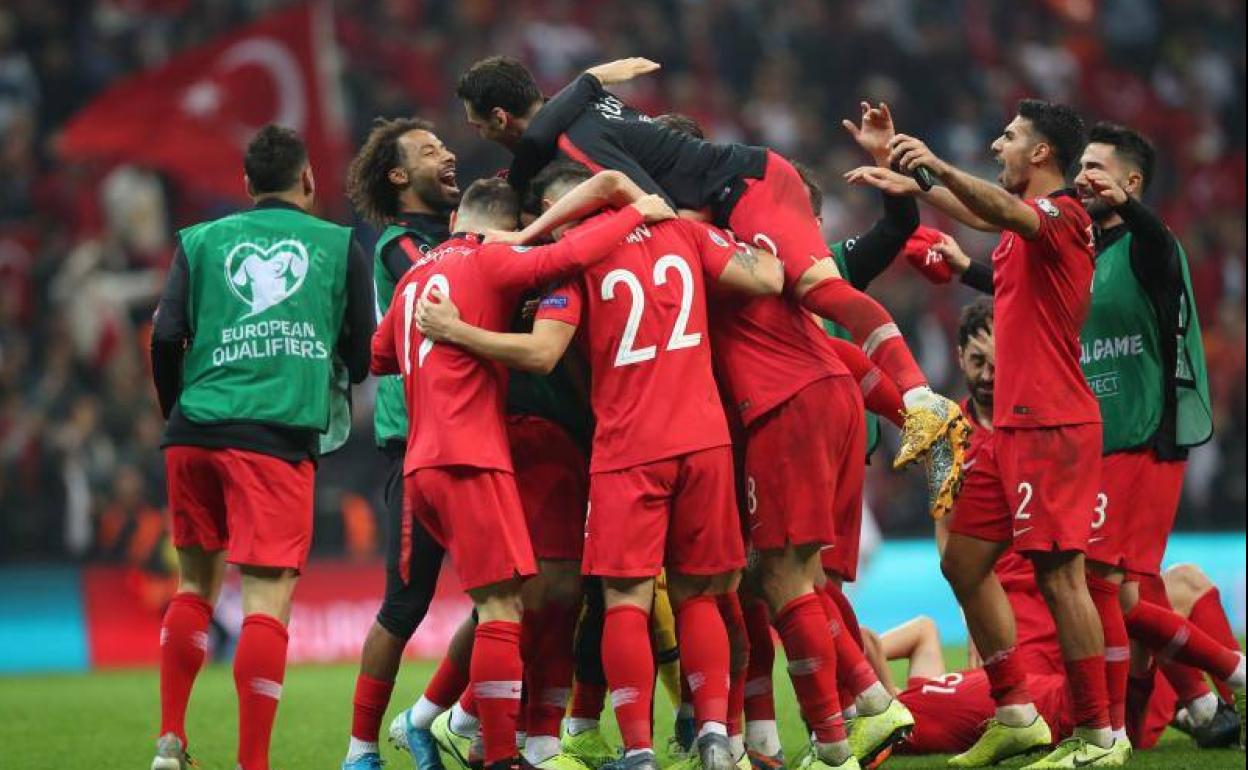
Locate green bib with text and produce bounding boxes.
[1080,232,1212,453]
[177,207,350,434]
[372,223,444,447]
[822,241,882,457]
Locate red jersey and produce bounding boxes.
[371,207,644,474]
[709,290,849,428]
[991,191,1100,429]
[535,218,736,473]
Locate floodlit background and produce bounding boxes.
[0,0,1242,673]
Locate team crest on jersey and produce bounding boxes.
[709,229,730,249]
[511,245,533,253]
[1036,198,1060,218]
[224,238,309,318]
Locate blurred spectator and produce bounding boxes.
[0,0,1243,561]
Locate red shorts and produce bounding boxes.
[744,376,866,580]
[954,425,1102,554]
[583,446,745,578]
[507,415,588,562]
[898,670,1072,755]
[1086,450,1185,576]
[404,467,537,591]
[165,445,314,570]
[727,150,830,285]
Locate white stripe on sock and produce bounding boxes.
[787,657,822,676]
[1105,645,1131,663]
[1160,627,1189,662]
[610,687,641,707]
[250,677,283,701]
[858,368,882,396]
[743,677,771,698]
[474,680,523,699]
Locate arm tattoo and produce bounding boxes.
[731,246,759,273]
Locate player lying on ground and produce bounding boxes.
[454,55,969,518]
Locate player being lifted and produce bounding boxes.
[372,175,674,770]
[414,159,783,770]
[453,55,969,516]
[850,99,1121,768]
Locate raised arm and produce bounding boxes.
[415,292,576,374]
[485,195,673,291]
[888,134,1040,237]
[490,169,650,246]
[837,191,921,290]
[844,165,999,232]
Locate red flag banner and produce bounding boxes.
[59,4,347,206]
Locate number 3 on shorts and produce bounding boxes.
[1092,492,1108,530]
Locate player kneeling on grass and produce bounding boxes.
[415,159,785,770]
[149,125,375,770]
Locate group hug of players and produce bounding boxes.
[145,55,1246,770]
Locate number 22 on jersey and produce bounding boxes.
[399,274,450,373]
[600,254,701,367]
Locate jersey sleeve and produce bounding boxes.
[481,206,644,292]
[534,280,585,328]
[1026,196,1092,260]
[691,222,740,280]
[370,278,405,375]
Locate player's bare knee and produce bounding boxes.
[668,571,714,605]
[470,578,524,622]
[541,561,583,607]
[1163,563,1211,613]
[914,614,939,643]
[239,565,299,624]
[604,576,654,610]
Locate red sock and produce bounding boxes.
[602,605,655,750]
[1087,574,1129,731]
[825,583,865,648]
[814,585,877,700]
[983,647,1034,706]
[742,598,776,722]
[1133,578,1215,703]
[524,602,578,738]
[351,674,395,744]
[826,337,905,428]
[472,621,523,764]
[234,614,289,770]
[773,593,845,743]
[1065,655,1111,730]
[717,593,749,737]
[800,277,927,393]
[1188,588,1241,702]
[1124,671,1156,746]
[158,592,213,746]
[677,596,731,728]
[1125,599,1240,681]
[426,655,471,708]
[569,681,607,720]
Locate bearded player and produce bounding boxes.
[454,55,968,512]
[340,116,460,770]
[850,99,1122,768]
[372,176,673,770]
[928,123,1246,750]
[414,159,783,770]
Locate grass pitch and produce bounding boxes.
[1,651,1242,769]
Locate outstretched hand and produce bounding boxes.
[842,101,895,165]
[586,57,661,86]
[844,165,921,196]
[930,232,971,274]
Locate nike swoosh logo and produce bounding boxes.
[962,459,978,471]
[1088,536,1105,544]
[1013,527,1034,538]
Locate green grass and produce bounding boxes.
[0,652,1242,769]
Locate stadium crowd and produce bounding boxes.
[0,0,1244,563]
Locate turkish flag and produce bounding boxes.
[59,4,348,207]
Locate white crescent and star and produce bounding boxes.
[179,37,308,145]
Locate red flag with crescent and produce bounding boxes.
[58,4,348,207]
